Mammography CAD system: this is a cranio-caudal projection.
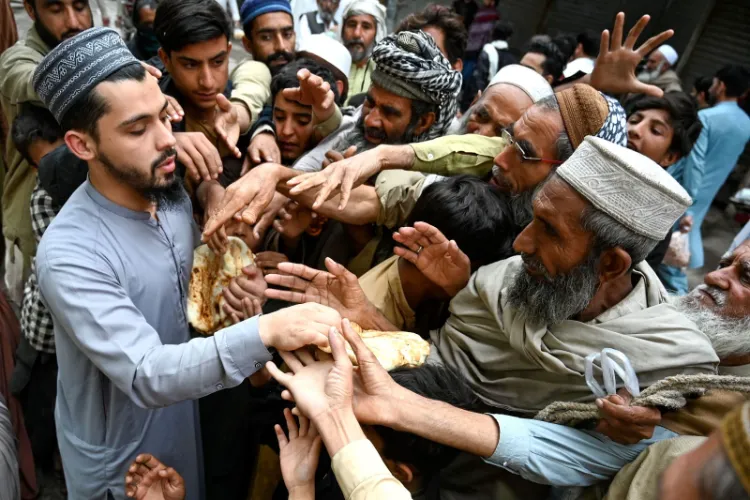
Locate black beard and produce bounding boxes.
[98,147,186,210]
[266,51,295,75]
[35,20,85,49]
[507,251,601,326]
[334,114,421,153]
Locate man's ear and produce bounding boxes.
[390,462,415,486]
[158,47,170,70]
[64,130,97,162]
[24,0,36,20]
[659,151,680,168]
[242,35,253,56]
[412,111,437,137]
[452,57,464,73]
[598,247,632,284]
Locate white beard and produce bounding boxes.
[673,285,750,360]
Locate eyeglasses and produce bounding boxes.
[501,129,564,165]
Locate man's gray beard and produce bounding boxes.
[346,40,374,64]
[507,251,601,326]
[674,285,750,360]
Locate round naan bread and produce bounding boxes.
[188,237,256,335]
[320,322,430,371]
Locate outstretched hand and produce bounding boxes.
[213,94,243,159]
[125,454,185,500]
[282,68,336,124]
[393,222,471,297]
[595,389,662,445]
[276,409,322,497]
[590,12,674,97]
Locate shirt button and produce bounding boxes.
[216,383,224,390]
[503,461,508,467]
[427,153,434,160]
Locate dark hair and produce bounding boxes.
[576,30,600,58]
[552,33,576,62]
[526,39,565,81]
[59,63,147,139]
[11,104,63,165]
[693,75,713,100]
[492,20,514,42]
[375,364,479,479]
[715,65,750,98]
[396,4,467,65]
[406,175,518,270]
[154,0,231,55]
[270,58,340,107]
[624,92,703,158]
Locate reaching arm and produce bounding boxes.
[678,118,709,213]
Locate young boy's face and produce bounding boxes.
[28,138,65,168]
[626,108,679,168]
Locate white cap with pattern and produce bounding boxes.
[489,64,553,103]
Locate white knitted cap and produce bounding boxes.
[657,45,679,66]
[489,64,553,103]
[556,136,692,240]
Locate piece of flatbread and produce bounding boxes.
[320,322,430,371]
[188,237,256,335]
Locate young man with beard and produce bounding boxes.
[0,0,94,307]
[32,29,342,499]
[341,0,386,104]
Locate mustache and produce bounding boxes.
[364,126,386,141]
[151,147,178,172]
[520,252,549,278]
[267,51,294,64]
[62,29,83,40]
[345,39,366,48]
[695,284,727,306]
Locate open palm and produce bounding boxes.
[125,454,185,500]
[393,222,471,297]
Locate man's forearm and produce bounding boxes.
[314,409,367,457]
[278,182,380,226]
[388,387,498,458]
[377,145,417,171]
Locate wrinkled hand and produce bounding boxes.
[247,132,281,169]
[264,258,373,325]
[287,147,381,210]
[321,146,358,170]
[274,201,315,239]
[393,222,471,297]
[282,68,336,124]
[276,408,322,495]
[125,454,186,500]
[222,266,267,321]
[266,323,353,421]
[259,302,341,351]
[255,251,290,276]
[213,94,242,159]
[590,12,675,97]
[174,132,223,183]
[595,389,662,445]
[679,214,693,233]
[202,163,282,239]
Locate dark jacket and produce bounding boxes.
[461,45,517,112]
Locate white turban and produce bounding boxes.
[341,0,387,43]
[489,64,553,103]
[657,45,679,66]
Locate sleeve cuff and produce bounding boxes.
[251,124,275,140]
[484,414,531,472]
[331,439,393,497]
[214,315,272,379]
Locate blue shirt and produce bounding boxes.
[668,101,750,268]
[36,181,272,499]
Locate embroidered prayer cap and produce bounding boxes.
[489,64,553,103]
[721,401,750,495]
[556,136,692,240]
[656,44,679,66]
[32,28,141,124]
[370,30,462,141]
[342,0,387,44]
[298,34,352,87]
[240,0,292,27]
[556,84,627,149]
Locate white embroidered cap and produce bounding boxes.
[489,64,553,103]
[556,136,692,240]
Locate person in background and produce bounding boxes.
[660,64,750,294]
[638,44,682,93]
[0,0,94,308]
[396,4,467,73]
[561,30,599,80]
[239,0,296,75]
[340,0,386,104]
[215,0,241,28]
[298,34,352,105]
[463,0,499,82]
[461,19,516,111]
[520,38,565,85]
[552,32,576,64]
[126,0,159,61]
[298,0,341,40]
[692,75,714,110]
[452,0,477,31]
[9,105,64,490]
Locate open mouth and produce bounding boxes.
[157,155,177,173]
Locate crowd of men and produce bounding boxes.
[1,0,750,499]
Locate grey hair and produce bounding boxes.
[699,446,750,500]
[534,95,574,161]
[579,200,659,268]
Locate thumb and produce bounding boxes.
[216,93,232,112]
[329,326,351,371]
[632,81,665,98]
[343,145,358,159]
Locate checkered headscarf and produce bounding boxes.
[371,30,462,141]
